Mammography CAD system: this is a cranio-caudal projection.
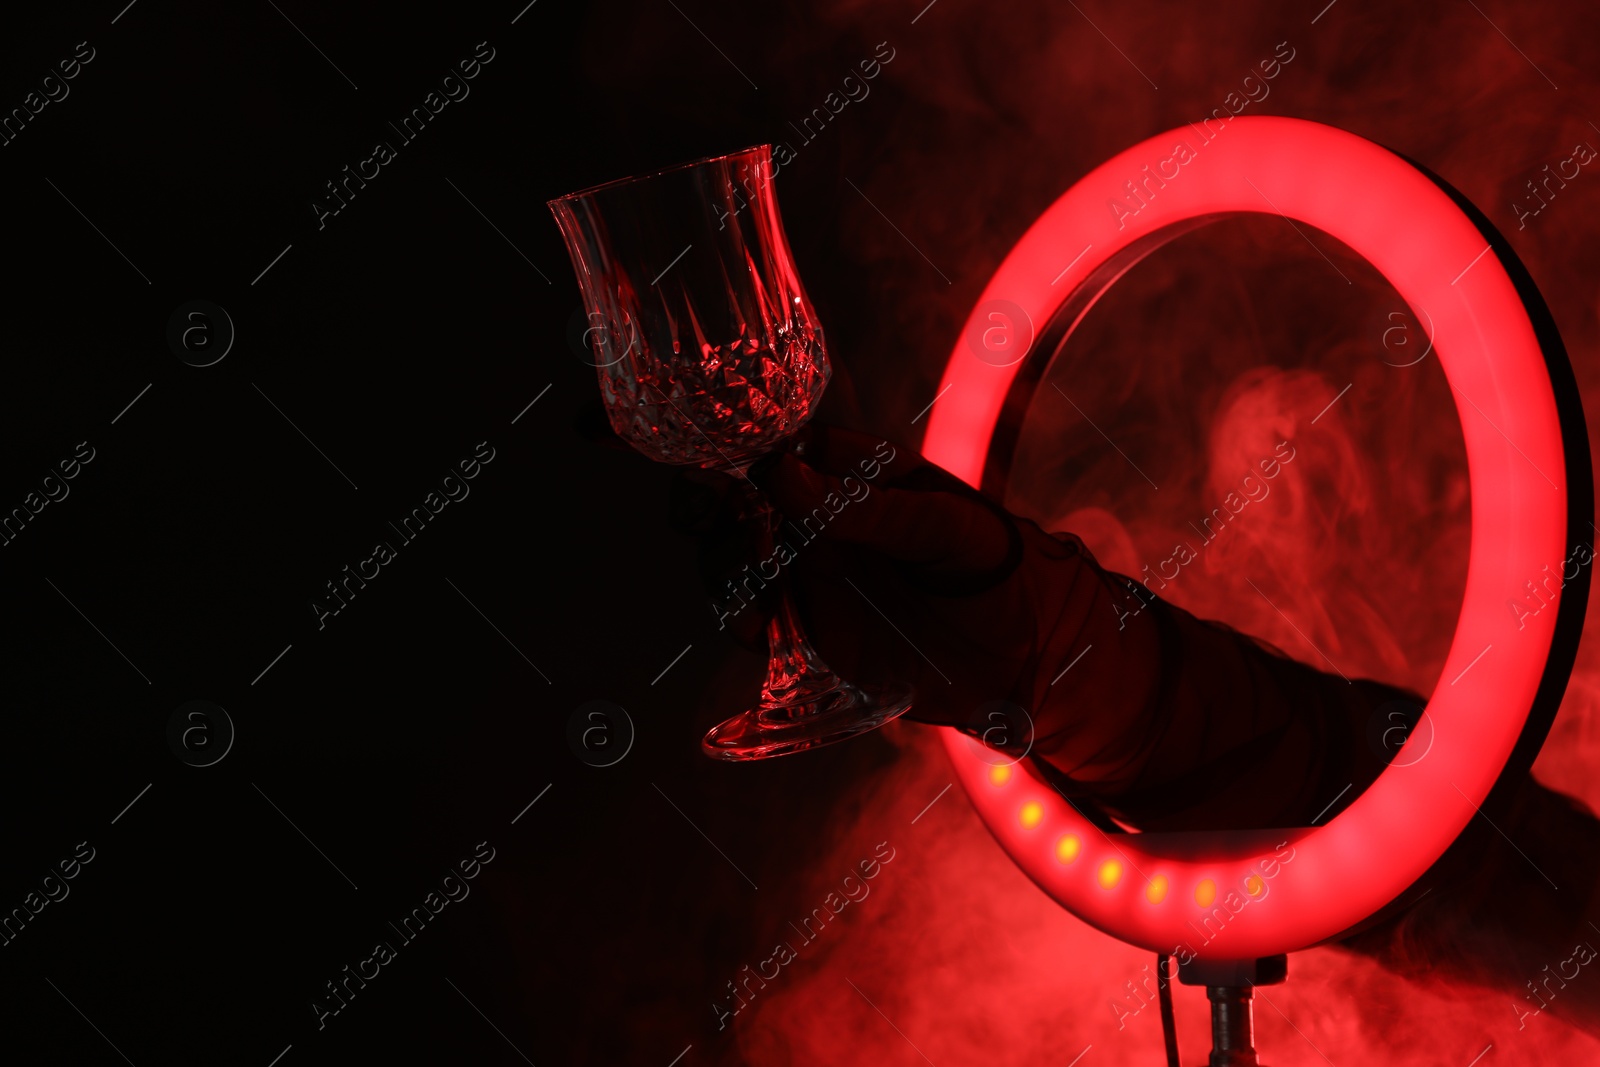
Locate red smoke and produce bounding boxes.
[654,0,1600,1062]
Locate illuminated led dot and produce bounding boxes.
[1019,801,1044,829]
[1246,875,1265,898]
[1146,875,1169,904]
[989,764,1013,786]
[1055,834,1082,864]
[1195,879,1216,907]
[1098,860,1122,889]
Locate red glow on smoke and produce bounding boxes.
[692,1,1600,1063]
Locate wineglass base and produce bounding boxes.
[701,679,914,761]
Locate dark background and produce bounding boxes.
[1,1,1598,1064]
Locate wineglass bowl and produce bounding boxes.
[548,144,913,760]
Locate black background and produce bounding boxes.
[0,3,907,1064]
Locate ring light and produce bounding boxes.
[922,116,1589,958]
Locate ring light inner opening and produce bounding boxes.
[999,212,1470,830]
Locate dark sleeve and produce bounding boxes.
[1019,525,1426,832]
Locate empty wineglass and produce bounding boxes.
[548,144,914,760]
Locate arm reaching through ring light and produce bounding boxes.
[733,423,1406,832]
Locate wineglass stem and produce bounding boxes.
[747,488,850,715]
[698,474,913,759]
[761,590,840,706]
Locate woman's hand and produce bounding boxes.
[683,423,1159,775]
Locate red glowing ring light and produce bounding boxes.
[922,116,1587,958]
